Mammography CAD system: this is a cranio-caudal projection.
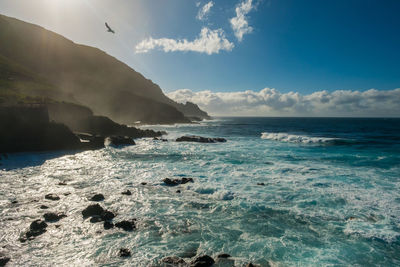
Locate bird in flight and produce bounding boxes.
[105,22,115,34]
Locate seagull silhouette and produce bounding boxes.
[105,22,115,34]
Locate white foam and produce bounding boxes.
[261,132,337,144]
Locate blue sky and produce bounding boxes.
[1,0,400,116]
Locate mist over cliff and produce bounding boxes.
[0,14,209,124]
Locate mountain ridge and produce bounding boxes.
[0,14,210,123]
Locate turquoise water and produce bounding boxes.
[1,117,400,266]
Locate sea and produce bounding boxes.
[1,117,400,266]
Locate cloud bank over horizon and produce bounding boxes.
[167,88,400,117]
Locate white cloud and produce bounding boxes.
[167,88,400,117]
[230,0,255,41]
[197,1,214,21]
[135,27,234,55]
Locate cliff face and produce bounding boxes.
[0,14,209,124]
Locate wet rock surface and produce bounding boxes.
[0,253,10,266]
[121,190,132,195]
[82,204,105,218]
[89,194,104,201]
[161,256,186,265]
[43,212,67,222]
[190,255,215,267]
[44,194,60,201]
[163,177,194,186]
[176,135,226,143]
[115,220,136,231]
[119,248,131,257]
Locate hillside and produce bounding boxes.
[0,14,209,124]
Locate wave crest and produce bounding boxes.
[261,132,337,144]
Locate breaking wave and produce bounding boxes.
[261,132,338,144]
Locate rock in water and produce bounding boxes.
[90,216,103,223]
[190,255,215,267]
[115,220,136,231]
[0,253,10,266]
[101,210,115,221]
[43,213,67,222]
[217,254,231,258]
[82,204,105,218]
[90,194,105,201]
[45,194,60,201]
[40,205,49,209]
[176,135,226,143]
[104,221,114,230]
[161,256,186,265]
[119,248,131,257]
[26,219,48,238]
[163,177,194,186]
[121,190,132,195]
[106,136,136,146]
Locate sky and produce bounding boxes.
[1,0,400,116]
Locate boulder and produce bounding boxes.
[163,178,194,186]
[0,253,10,266]
[217,254,231,259]
[82,204,105,218]
[190,255,215,267]
[121,190,132,196]
[90,216,103,223]
[104,221,114,230]
[43,212,67,222]
[101,210,115,221]
[45,194,60,201]
[26,219,47,238]
[119,248,131,257]
[90,194,105,201]
[257,183,265,186]
[161,256,186,265]
[176,136,226,143]
[40,205,49,209]
[106,136,135,146]
[115,220,136,231]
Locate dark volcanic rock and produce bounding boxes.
[0,253,10,266]
[90,194,105,201]
[217,254,231,259]
[58,181,67,185]
[176,190,181,194]
[82,204,105,218]
[257,183,265,186]
[40,205,49,209]
[121,190,132,195]
[163,177,194,186]
[107,136,135,146]
[45,194,60,201]
[26,219,48,238]
[104,221,114,230]
[119,248,131,257]
[90,216,103,223]
[43,212,66,222]
[101,211,115,221]
[161,256,186,265]
[176,135,226,143]
[190,255,215,267]
[11,200,18,204]
[141,182,147,185]
[115,220,136,231]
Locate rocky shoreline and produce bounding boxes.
[0,104,164,154]
[2,175,263,267]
